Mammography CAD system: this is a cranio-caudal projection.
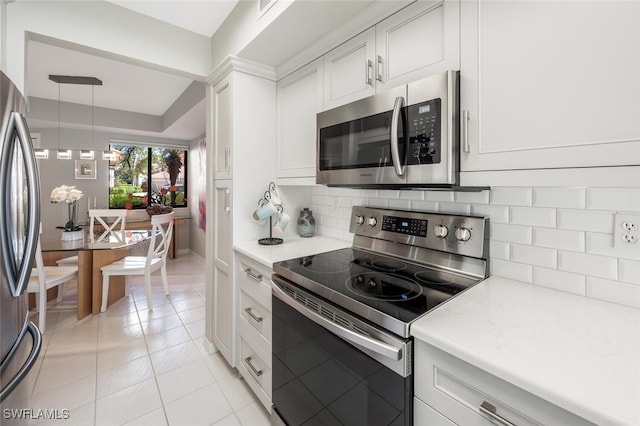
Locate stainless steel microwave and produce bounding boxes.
[316,70,459,188]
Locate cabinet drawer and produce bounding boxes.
[238,285,272,344]
[415,341,594,426]
[414,397,455,426]
[238,334,272,412]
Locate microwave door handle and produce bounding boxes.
[389,96,405,177]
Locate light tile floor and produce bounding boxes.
[25,254,270,426]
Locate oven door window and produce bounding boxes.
[318,110,405,172]
[272,296,411,426]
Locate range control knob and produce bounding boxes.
[455,227,472,242]
[355,215,365,225]
[368,216,378,227]
[434,224,449,238]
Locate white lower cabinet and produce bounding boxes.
[414,397,455,426]
[235,252,273,413]
[414,341,595,426]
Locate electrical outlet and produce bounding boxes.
[614,213,640,247]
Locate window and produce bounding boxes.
[108,144,188,209]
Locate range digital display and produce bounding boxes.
[381,215,428,237]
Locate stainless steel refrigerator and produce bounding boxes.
[0,70,42,423]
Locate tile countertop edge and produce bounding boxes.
[233,235,352,268]
[410,276,640,426]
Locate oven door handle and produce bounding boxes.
[389,96,405,177]
[272,280,402,361]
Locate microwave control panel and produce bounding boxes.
[406,98,441,165]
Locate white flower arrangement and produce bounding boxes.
[50,185,84,231]
[50,185,84,204]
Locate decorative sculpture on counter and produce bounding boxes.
[253,182,289,245]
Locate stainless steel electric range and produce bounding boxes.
[271,206,489,426]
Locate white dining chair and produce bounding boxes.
[100,212,174,312]
[28,230,78,334]
[56,209,128,265]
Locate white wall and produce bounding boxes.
[311,186,640,309]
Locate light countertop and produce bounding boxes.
[411,276,640,426]
[233,235,351,268]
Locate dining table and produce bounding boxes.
[39,229,153,319]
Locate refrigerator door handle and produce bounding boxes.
[0,322,42,402]
[0,112,40,297]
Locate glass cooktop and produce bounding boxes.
[273,247,479,333]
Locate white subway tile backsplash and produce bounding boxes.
[533,267,586,296]
[439,202,470,215]
[410,200,439,212]
[378,190,400,199]
[471,204,509,224]
[312,184,635,306]
[388,199,411,211]
[586,277,640,309]
[511,244,557,268]
[490,223,532,244]
[425,191,454,202]
[557,209,615,233]
[532,228,585,252]
[619,259,640,285]
[367,198,389,208]
[558,251,617,280]
[586,188,640,212]
[399,191,424,201]
[490,259,533,283]
[533,188,585,209]
[454,191,490,204]
[489,240,510,260]
[490,187,532,206]
[586,233,640,261]
[510,207,556,228]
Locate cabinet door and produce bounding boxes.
[460,0,640,173]
[213,75,233,180]
[212,180,234,365]
[375,0,460,93]
[276,58,323,181]
[323,28,376,109]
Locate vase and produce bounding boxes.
[61,229,84,241]
[297,208,316,238]
[65,201,78,231]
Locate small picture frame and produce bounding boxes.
[75,159,96,179]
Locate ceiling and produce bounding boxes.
[25,0,239,142]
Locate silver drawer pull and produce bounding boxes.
[244,356,263,377]
[244,307,263,323]
[242,267,262,282]
[479,401,516,426]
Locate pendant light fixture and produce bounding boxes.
[48,75,102,160]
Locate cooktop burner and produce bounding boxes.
[353,257,408,272]
[345,272,423,301]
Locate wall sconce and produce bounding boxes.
[80,150,94,160]
[56,149,72,160]
[102,150,116,161]
[34,149,49,159]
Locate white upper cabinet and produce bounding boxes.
[323,28,376,110]
[323,0,460,110]
[459,0,640,173]
[375,0,460,93]
[213,75,233,180]
[276,58,323,182]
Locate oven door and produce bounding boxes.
[316,86,407,187]
[271,275,412,426]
